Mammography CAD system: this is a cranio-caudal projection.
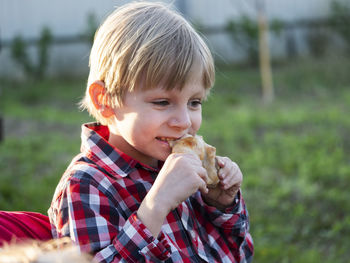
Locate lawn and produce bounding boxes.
[1,55,349,262]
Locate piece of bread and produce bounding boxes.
[169,134,219,187]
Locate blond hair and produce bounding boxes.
[0,238,93,263]
[80,1,215,125]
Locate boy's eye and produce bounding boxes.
[152,100,169,106]
[189,99,202,108]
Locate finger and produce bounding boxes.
[183,153,203,166]
[220,160,240,177]
[199,182,209,194]
[222,176,239,190]
[221,169,242,189]
[218,169,230,180]
[196,166,209,193]
[216,156,228,168]
[218,156,236,170]
[197,166,208,184]
[217,158,225,167]
[193,173,207,192]
[218,167,232,181]
[222,173,242,190]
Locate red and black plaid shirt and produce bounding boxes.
[48,123,253,262]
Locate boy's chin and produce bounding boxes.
[157,151,171,162]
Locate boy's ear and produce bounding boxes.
[89,81,114,118]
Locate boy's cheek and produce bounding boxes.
[191,120,202,134]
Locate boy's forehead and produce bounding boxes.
[136,80,206,97]
[142,63,205,90]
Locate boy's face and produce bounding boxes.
[108,73,205,167]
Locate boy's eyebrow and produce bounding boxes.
[189,92,205,99]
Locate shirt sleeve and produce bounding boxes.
[202,190,249,236]
[55,175,171,263]
[191,190,254,262]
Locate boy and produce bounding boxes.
[48,2,254,262]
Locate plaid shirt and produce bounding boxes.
[48,123,253,263]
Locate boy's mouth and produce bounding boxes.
[156,137,178,142]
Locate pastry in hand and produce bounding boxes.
[169,134,219,187]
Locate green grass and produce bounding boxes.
[0,77,93,212]
[200,56,350,263]
[1,56,349,262]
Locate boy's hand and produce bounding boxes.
[138,153,208,237]
[151,153,209,212]
[202,156,243,211]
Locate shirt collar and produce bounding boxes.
[80,122,161,179]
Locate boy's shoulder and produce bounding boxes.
[52,154,122,200]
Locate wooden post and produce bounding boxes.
[256,0,274,104]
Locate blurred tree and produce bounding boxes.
[306,28,330,57]
[329,0,350,54]
[11,26,52,79]
[84,12,98,44]
[226,16,260,66]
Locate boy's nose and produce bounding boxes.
[169,107,191,130]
